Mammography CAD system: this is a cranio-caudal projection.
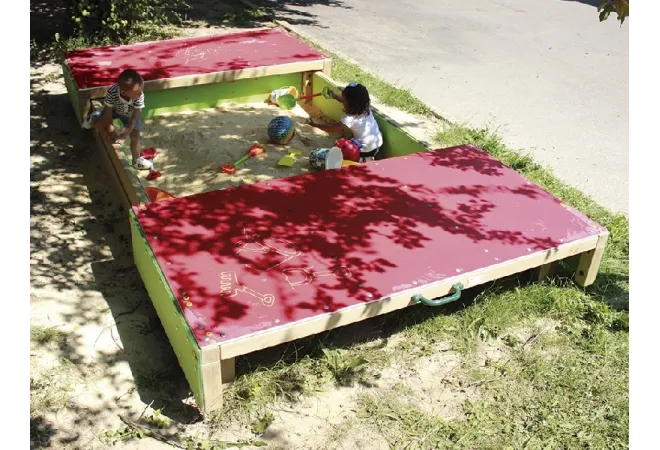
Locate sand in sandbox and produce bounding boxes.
[136,102,340,197]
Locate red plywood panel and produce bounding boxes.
[133,145,606,347]
[65,28,326,90]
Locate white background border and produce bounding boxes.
[629,1,651,448]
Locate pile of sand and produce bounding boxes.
[137,102,340,198]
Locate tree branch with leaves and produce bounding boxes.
[598,0,629,24]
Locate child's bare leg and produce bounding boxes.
[130,129,141,165]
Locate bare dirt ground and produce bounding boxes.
[30,24,458,450]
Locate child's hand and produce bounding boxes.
[113,131,129,145]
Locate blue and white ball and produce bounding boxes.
[267,116,295,145]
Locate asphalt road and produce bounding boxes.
[269,0,629,214]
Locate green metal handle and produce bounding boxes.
[412,283,464,307]
[322,86,333,99]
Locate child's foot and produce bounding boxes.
[134,156,153,171]
[82,110,102,129]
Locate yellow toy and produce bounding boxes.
[277,149,303,167]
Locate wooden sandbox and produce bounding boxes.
[63,28,609,414]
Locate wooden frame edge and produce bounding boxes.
[129,210,206,410]
[198,345,236,413]
[218,234,601,359]
[94,130,150,207]
[78,60,328,99]
[574,231,610,287]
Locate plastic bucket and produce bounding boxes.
[270,86,299,107]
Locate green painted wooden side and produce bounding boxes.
[62,63,83,124]
[311,73,428,158]
[130,210,205,410]
[141,73,303,119]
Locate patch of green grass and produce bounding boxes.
[209,336,389,427]
[30,325,68,348]
[100,425,145,445]
[357,386,460,449]
[320,346,370,387]
[288,37,435,117]
[223,7,268,24]
[397,278,628,355]
[331,58,436,116]
[214,358,329,425]
[356,320,628,449]
[250,411,275,435]
[30,359,78,418]
[458,328,628,448]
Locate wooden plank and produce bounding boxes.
[78,93,91,128]
[574,232,610,287]
[79,60,326,99]
[221,358,236,384]
[322,58,332,77]
[218,234,599,359]
[302,71,313,104]
[94,130,149,206]
[66,28,326,90]
[535,261,559,282]
[199,346,225,412]
[130,210,206,411]
[93,132,133,212]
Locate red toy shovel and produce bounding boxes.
[222,144,266,175]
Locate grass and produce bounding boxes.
[357,386,460,449]
[356,321,628,449]
[211,334,390,427]
[31,6,629,447]
[30,325,68,348]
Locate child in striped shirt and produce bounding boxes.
[83,69,145,167]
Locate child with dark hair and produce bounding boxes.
[309,82,383,162]
[83,69,146,168]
